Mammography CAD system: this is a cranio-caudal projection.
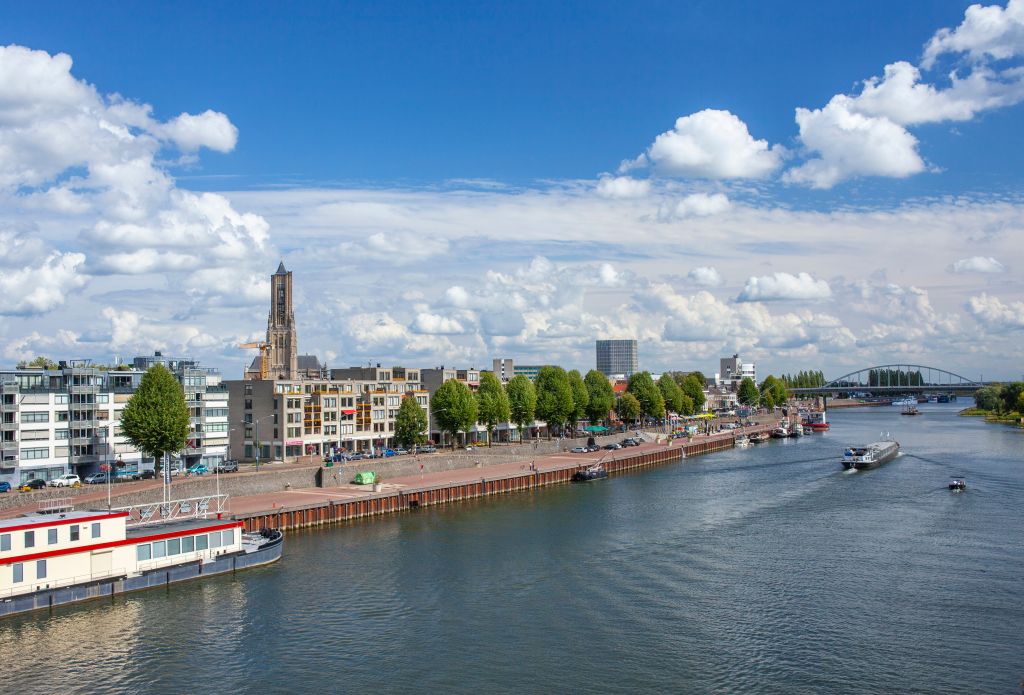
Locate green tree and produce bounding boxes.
[567,369,590,428]
[973,385,1001,411]
[679,393,695,416]
[616,392,641,426]
[657,373,685,414]
[679,374,706,412]
[627,371,664,421]
[535,366,574,438]
[738,377,759,406]
[16,356,59,370]
[475,372,511,446]
[394,394,429,449]
[119,364,189,473]
[999,382,1024,414]
[584,370,615,425]
[760,375,788,407]
[431,378,478,448]
[506,374,537,441]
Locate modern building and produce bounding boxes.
[0,354,228,487]
[596,339,638,378]
[512,364,545,381]
[492,358,514,383]
[716,354,756,389]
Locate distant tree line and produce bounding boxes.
[868,369,925,387]
[972,383,1024,415]
[780,370,826,389]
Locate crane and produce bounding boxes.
[238,341,273,380]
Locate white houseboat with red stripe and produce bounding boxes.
[0,506,282,618]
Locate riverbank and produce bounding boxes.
[958,407,1023,427]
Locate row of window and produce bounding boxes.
[1,522,102,553]
[135,530,235,562]
[11,559,46,583]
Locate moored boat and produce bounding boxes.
[803,411,829,431]
[571,463,608,482]
[750,432,770,443]
[949,476,966,491]
[735,435,750,447]
[841,440,900,470]
[0,507,283,619]
[790,422,805,437]
[770,423,790,438]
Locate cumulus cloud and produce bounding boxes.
[332,230,449,265]
[669,192,731,218]
[101,307,221,353]
[922,0,1024,68]
[595,175,651,198]
[737,272,832,302]
[626,109,783,179]
[687,266,724,287]
[0,252,87,315]
[157,110,238,153]
[951,255,1006,273]
[966,292,1024,329]
[412,312,467,335]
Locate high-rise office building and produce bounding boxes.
[596,339,638,377]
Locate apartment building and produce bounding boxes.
[0,355,228,487]
[596,339,638,378]
[227,367,430,463]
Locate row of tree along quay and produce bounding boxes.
[963,383,1024,427]
[403,367,790,451]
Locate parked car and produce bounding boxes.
[394,448,409,456]
[0,481,11,493]
[19,478,47,492]
[417,445,436,454]
[48,473,81,488]
[349,452,364,461]
[603,443,621,450]
[186,464,209,476]
[132,469,157,480]
[84,472,108,484]
[383,449,396,457]
[214,460,239,473]
[570,446,588,453]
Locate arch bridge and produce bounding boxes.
[788,365,985,395]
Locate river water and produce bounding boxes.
[2,401,1022,694]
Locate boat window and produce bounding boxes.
[152,540,167,559]
[70,525,80,542]
[182,536,195,553]
[209,532,222,549]
[12,563,23,583]
[92,523,101,539]
[167,538,181,556]
[24,530,34,548]
[36,559,46,580]
[195,534,208,551]
[221,530,234,546]
[0,534,9,552]
[137,544,151,561]
[48,528,58,545]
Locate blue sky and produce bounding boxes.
[1,1,1023,379]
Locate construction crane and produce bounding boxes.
[238,341,273,380]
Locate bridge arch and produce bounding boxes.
[821,364,982,390]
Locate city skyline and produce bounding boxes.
[1,2,1023,380]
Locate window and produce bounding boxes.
[20,447,49,460]
[222,530,234,546]
[13,563,23,583]
[55,429,70,440]
[48,528,58,545]
[97,394,109,404]
[182,536,195,553]
[209,532,222,549]
[36,559,46,579]
[152,540,166,559]
[168,538,181,555]
[137,544,152,561]
[70,525,80,542]
[56,411,69,422]
[91,523,101,539]
[0,534,9,552]
[195,534,209,551]
[24,531,34,548]
[55,394,70,405]
[20,411,49,423]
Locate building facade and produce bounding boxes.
[596,339,638,378]
[492,358,514,383]
[0,355,227,487]
[716,354,756,389]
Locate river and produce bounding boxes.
[1,401,1021,694]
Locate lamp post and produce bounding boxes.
[249,414,275,473]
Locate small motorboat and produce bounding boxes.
[770,424,790,439]
[790,423,804,437]
[572,463,608,482]
[949,477,966,491]
[901,404,919,416]
[750,432,770,444]
[735,435,750,448]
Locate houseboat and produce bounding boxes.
[0,508,282,618]
[803,411,830,431]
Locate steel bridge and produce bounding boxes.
[789,365,985,396]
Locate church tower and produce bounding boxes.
[266,261,298,380]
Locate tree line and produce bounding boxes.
[780,370,826,389]
[972,383,1024,415]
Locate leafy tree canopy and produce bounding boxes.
[395,395,429,449]
[567,369,590,426]
[431,378,478,447]
[119,364,189,471]
[476,372,511,445]
[679,374,706,411]
[535,366,575,436]
[616,392,641,424]
[506,374,537,438]
[627,371,665,419]
[584,370,615,424]
[738,377,759,406]
[657,373,685,414]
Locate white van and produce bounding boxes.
[48,474,81,488]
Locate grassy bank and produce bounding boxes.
[959,407,1023,426]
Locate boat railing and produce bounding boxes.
[114,494,230,526]
[0,566,131,600]
[38,497,74,514]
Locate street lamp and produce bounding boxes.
[248,414,275,472]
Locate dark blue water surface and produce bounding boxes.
[2,402,1022,694]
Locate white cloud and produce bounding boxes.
[101,307,221,353]
[687,266,724,287]
[737,272,832,302]
[922,0,1024,68]
[951,255,1006,273]
[966,292,1024,329]
[595,175,651,198]
[784,97,925,189]
[628,109,783,179]
[331,230,449,265]
[412,312,467,335]
[157,110,238,153]
[0,252,87,315]
[671,192,731,218]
